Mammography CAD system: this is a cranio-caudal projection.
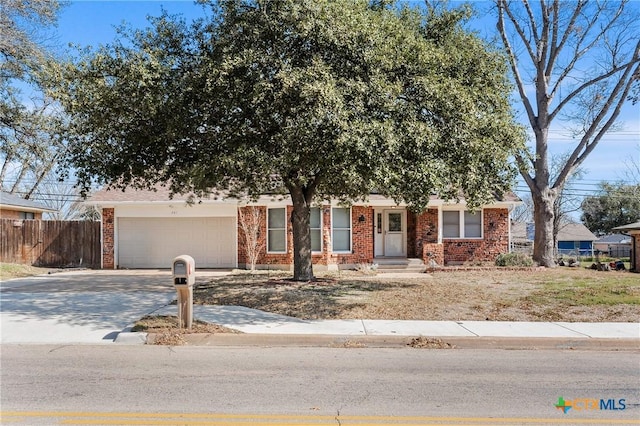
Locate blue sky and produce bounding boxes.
[55,1,640,196]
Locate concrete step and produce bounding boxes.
[374,258,426,273]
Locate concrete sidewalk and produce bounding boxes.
[115,304,640,349]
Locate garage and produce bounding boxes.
[117,217,236,268]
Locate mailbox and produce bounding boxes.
[172,255,195,329]
[172,255,195,287]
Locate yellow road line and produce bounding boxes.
[1,411,639,425]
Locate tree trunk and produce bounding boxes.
[532,189,557,267]
[289,185,314,281]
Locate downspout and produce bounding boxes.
[507,204,514,253]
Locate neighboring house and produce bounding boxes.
[556,223,597,257]
[613,222,640,273]
[88,187,521,270]
[510,222,597,257]
[594,234,633,258]
[0,191,56,220]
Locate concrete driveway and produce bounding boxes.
[0,269,230,344]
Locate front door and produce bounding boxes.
[384,210,406,257]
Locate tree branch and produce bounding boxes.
[553,58,639,189]
[549,42,640,122]
[496,0,537,126]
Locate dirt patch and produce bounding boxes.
[132,315,241,345]
[407,337,455,349]
[192,269,640,323]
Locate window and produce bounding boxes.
[19,212,35,219]
[310,207,322,252]
[267,208,286,252]
[464,212,482,238]
[442,210,483,239]
[332,207,351,252]
[443,211,460,238]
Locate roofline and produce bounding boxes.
[87,197,522,209]
[0,204,57,213]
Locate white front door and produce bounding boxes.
[383,210,406,257]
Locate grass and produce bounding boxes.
[0,263,51,280]
[527,276,640,306]
[192,268,640,323]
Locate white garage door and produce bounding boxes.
[117,217,236,268]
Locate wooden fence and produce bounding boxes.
[0,219,101,268]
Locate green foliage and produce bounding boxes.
[495,253,534,267]
[0,0,68,197]
[54,0,524,279]
[581,182,640,235]
[57,0,522,205]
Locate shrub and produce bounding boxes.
[495,253,534,267]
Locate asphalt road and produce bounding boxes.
[1,345,638,425]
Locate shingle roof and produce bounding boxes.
[0,191,56,212]
[89,186,192,202]
[556,223,598,242]
[89,185,521,205]
[613,221,640,231]
[596,234,633,244]
[511,222,597,242]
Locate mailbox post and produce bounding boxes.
[172,255,195,329]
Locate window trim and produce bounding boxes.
[266,207,287,253]
[310,207,322,254]
[442,209,483,240]
[331,207,352,253]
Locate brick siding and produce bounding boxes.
[102,208,114,269]
[443,208,509,264]
[632,233,640,273]
[0,209,43,220]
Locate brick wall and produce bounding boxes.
[632,232,640,273]
[329,205,374,267]
[237,205,375,269]
[237,205,512,269]
[102,208,114,269]
[0,209,43,220]
[443,208,509,264]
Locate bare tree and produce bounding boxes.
[238,205,266,272]
[1,0,66,199]
[621,146,640,185]
[496,0,640,266]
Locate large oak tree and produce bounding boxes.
[56,0,523,280]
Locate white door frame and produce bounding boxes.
[384,209,406,257]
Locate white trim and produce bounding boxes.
[442,208,484,240]
[382,209,407,257]
[266,207,287,254]
[310,207,323,254]
[331,207,352,253]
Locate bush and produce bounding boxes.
[495,253,534,267]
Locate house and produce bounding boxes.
[0,191,56,220]
[510,222,597,257]
[88,187,521,270]
[594,234,633,258]
[556,223,598,257]
[613,222,640,273]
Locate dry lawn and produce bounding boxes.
[193,268,640,323]
[132,315,241,345]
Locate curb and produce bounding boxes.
[137,332,640,351]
